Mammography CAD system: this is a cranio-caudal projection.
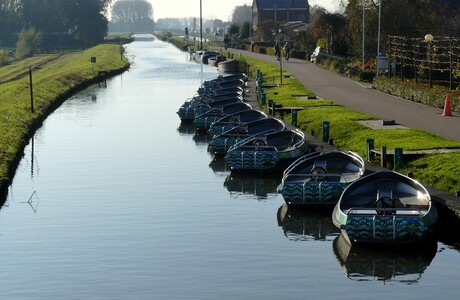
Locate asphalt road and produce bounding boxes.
[232,49,460,141]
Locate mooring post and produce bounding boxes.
[291,109,297,126]
[394,148,404,170]
[29,66,34,113]
[381,146,387,168]
[322,121,330,143]
[366,138,374,161]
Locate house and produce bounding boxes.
[252,0,310,29]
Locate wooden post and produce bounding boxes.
[29,66,34,113]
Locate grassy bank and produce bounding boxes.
[0,44,129,191]
[237,55,460,195]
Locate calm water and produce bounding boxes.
[1,35,460,299]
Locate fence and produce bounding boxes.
[387,35,460,90]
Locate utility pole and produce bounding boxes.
[29,66,34,113]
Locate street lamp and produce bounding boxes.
[362,0,365,70]
[376,0,382,76]
[425,34,433,88]
[200,0,203,50]
[278,28,283,85]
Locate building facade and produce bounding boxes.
[252,0,310,29]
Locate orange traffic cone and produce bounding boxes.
[443,95,452,116]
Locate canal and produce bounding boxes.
[1,35,459,299]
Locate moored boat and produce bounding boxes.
[208,109,268,136]
[193,102,252,130]
[202,73,247,87]
[278,150,365,208]
[177,96,243,121]
[197,78,245,95]
[209,117,286,155]
[332,170,438,245]
[218,59,240,73]
[224,129,315,172]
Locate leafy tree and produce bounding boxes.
[155,18,184,31]
[310,8,347,55]
[240,21,251,39]
[231,4,251,26]
[21,0,111,47]
[344,0,446,61]
[0,0,25,46]
[110,0,154,33]
[255,20,281,42]
[228,23,239,35]
[15,27,41,59]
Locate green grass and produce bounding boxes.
[0,44,129,181]
[237,55,460,195]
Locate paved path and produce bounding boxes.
[232,49,460,141]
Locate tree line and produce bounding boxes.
[0,0,112,51]
[109,0,154,33]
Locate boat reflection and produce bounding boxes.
[277,204,339,241]
[333,233,437,283]
[209,156,230,174]
[177,122,196,135]
[193,131,212,145]
[224,172,281,199]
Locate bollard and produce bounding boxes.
[291,109,298,126]
[322,121,330,143]
[310,129,315,136]
[381,146,387,168]
[328,138,334,146]
[268,99,273,114]
[394,148,403,170]
[261,93,266,106]
[366,138,374,161]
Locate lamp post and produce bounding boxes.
[362,0,365,70]
[200,0,203,50]
[425,33,433,88]
[278,28,283,85]
[376,0,382,76]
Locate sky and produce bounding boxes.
[148,0,341,21]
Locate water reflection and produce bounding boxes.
[177,122,196,135]
[224,172,281,199]
[192,131,212,145]
[209,155,230,174]
[276,204,339,241]
[333,233,437,284]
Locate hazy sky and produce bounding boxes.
[148,0,341,21]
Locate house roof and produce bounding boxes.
[254,0,309,9]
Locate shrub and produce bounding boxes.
[15,27,42,59]
[373,77,460,112]
[0,50,10,66]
